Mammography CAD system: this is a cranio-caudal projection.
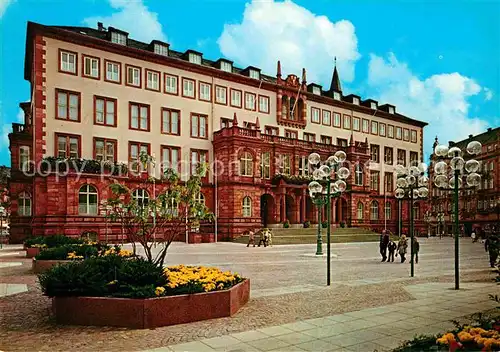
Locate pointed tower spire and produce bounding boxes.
[302,68,307,85]
[330,57,342,93]
[255,116,260,130]
[349,133,354,146]
[232,112,238,127]
[277,60,282,78]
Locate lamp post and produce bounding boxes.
[308,150,350,286]
[394,162,429,277]
[311,196,325,255]
[432,140,482,290]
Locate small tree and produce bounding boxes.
[105,153,213,267]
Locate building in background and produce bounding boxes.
[8,21,427,243]
[428,127,500,236]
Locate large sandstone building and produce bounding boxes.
[8,21,427,242]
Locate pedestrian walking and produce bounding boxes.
[246,229,256,247]
[413,237,420,264]
[485,234,499,268]
[397,235,408,263]
[388,240,397,262]
[471,230,477,243]
[380,230,390,262]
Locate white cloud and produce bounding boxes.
[0,0,14,19]
[484,88,493,101]
[83,0,167,43]
[217,0,360,86]
[367,53,490,159]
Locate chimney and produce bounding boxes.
[487,127,492,132]
[97,22,105,31]
[469,134,473,139]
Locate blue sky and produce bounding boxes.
[0,0,498,166]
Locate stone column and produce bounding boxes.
[301,191,306,223]
[281,194,286,222]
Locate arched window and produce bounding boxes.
[355,164,364,186]
[289,97,296,120]
[242,196,252,217]
[18,192,31,216]
[132,189,149,208]
[78,185,98,215]
[162,191,178,217]
[385,201,392,220]
[195,192,205,205]
[239,152,253,177]
[281,96,289,119]
[357,202,364,220]
[370,201,379,220]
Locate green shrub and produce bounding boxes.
[35,244,101,260]
[24,235,84,248]
[283,220,290,228]
[24,236,46,248]
[303,221,311,228]
[38,255,166,298]
[340,221,346,228]
[322,221,328,228]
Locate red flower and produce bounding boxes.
[449,340,463,352]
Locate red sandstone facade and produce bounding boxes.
[8,22,428,243]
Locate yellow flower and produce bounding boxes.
[457,331,473,342]
[155,286,165,296]
[107,280,118,285]
[118,249,132,257]
[217,283,224,290]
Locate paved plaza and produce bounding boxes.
[0,237,498,351]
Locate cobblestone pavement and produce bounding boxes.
[0,238,497,352]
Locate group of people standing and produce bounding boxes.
[379,230,419,264]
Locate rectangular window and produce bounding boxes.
[59,49,77,74]
[312,86,321,95]
[164,74,178,95]
[370,171,380,192]
[220,61,232,72]
[385,173,393,193]
[285,130,297,139]
[198,82,211,101]
[282,155,291,175]
[56,133,80,158]
[379,123,386,137]
[191,113,208,139]
[191,149,208,176]
[161,108,180,135]
[388,125,394,139]
[261,152,271,179]
[126,65,141,87]
[370,102,377,110]
[56,89,80,122]
[19,146,30,172]
[352,97,360,105]
[333,92,341,101]
[82,55,99,79]
[111,31,127,45]
[397,149,406,166]
[403,128,410,141]
[94,138,116,162]
[265,126,279,135]
[215,85,227,105]
[321,135,332,144]
[353,117,360,131]
[258,95,270,113]
[362,119,369,133]
[245,92,256,111]
[411,130,417,143]
[396,127,402,140]
[230,89,242,107]
[161,146,180,173]
[188,53,202,64]
[384,147,393,164]
[182,78,196,98]
[322,110,331,125]
[410,151,419,164]
[311,108,320,123]
[129,102,150,131]
[105,60,121,83]
[303,133,315,142]
[249,69,260,79]
[337,138,348,147]
[343,115,351,129]
[388,106,395,114]
[94,96,116,126]
[371,121,378,135]
[370,144,380,163]
[333,113,341,127]
[129,142,150,172]
[299,156,309,176]
[154,43,169,56]
[146,69,160,91]
[221,118,231,129]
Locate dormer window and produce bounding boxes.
[312,86,321,95]
[388,106,395,114]
[370,102,377,110]
[333,92,341,101]
[353,97,360,105]
[154,43,169,56]
[220,61,232,73]
[189,53,202,65]
[111,31,127,45]
[249,69,260,80]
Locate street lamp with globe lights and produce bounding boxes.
[307,150,350,286]
[433,140,482,290]
[394,162,429,278]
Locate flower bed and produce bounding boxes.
[39,258,249,328]
[32,259,71,274]
[24,235,85,258]
[436,327,500,351]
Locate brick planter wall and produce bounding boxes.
[52,279,250,328]
[26,247,41,258]
[32,259,73,273]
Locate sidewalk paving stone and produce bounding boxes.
[203,336,244,349]
[256,326,294,337]
[246,337,292,351]
[280,321,317,332]
[232,330,271,343]
[294,339,340,352]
